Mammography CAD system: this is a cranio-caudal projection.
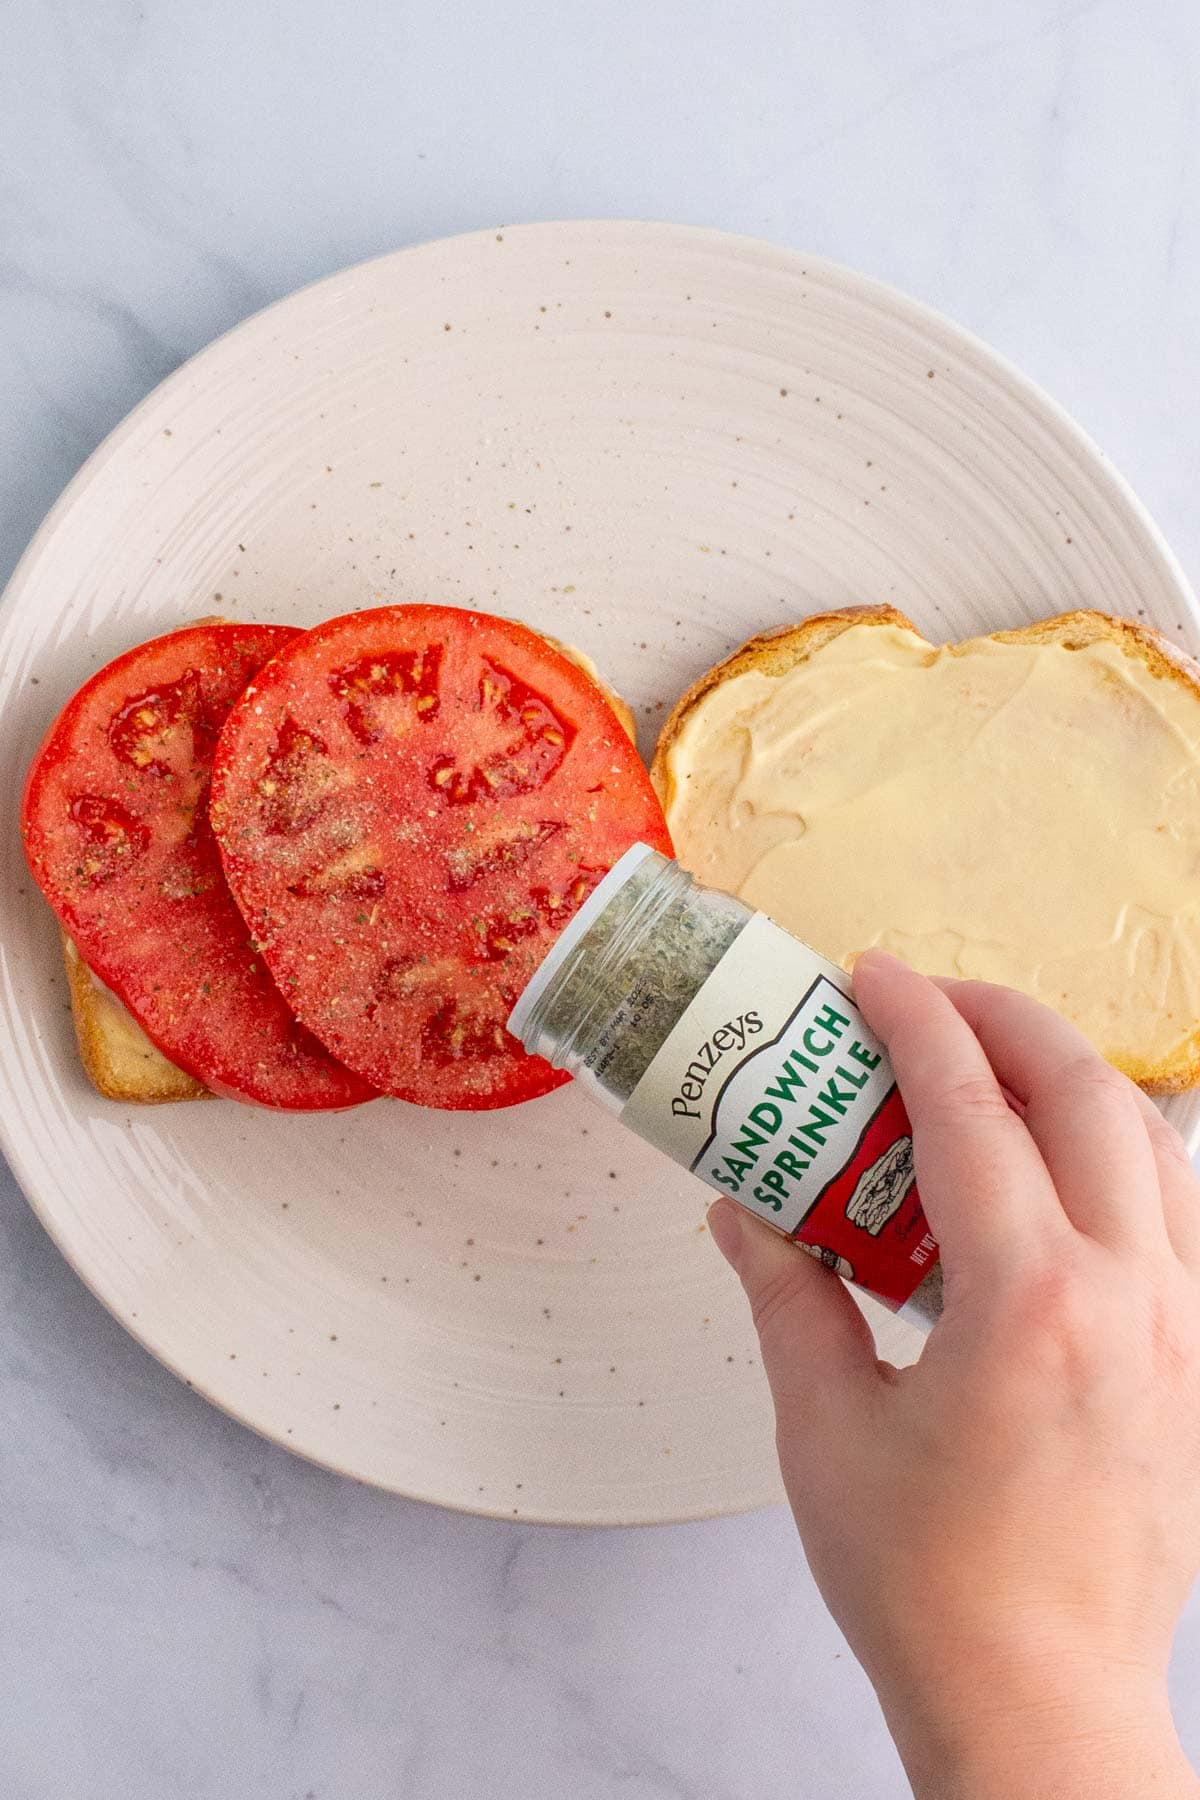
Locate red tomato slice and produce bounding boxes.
[210,606,672,1109]
[21,623,376,1110]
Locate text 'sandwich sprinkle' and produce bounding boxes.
[510,845,942,1326]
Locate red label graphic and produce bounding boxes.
[791,1087,935,1307]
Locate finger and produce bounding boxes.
[933,977,1165,1257]
[852,952,1065,1282]
[706,1200,878,1418]
[1127,1085,1200,1267]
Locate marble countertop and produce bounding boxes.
[3,3,1199,1795]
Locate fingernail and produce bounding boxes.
[851,948,908,994]
[853,947,905,974]
[706,1198,744,1270]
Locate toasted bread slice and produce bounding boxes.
[63,628,637,1102]
[63,934,209,1103]
[653,606,1200,1094]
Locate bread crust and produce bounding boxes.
[537,633,638,741]
[652,606,1200,1096]
[63,934,209,1103]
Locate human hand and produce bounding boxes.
[707,952,1200,1799]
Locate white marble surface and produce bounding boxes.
[2,2,1199,1794]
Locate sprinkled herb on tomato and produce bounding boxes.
[22,623,376,1110]
[210,605,672,1109]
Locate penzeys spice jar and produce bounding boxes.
[509,844,943,1327]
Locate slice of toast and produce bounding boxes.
[63,631,638,1102]
[63,934,209,1103]
[653,606,1200,1094]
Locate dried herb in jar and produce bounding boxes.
[512,845,943,1325]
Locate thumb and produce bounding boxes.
[707,1199,878,1415]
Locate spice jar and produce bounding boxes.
[510,844,943,1327]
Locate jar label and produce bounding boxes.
[620,913,938,1308]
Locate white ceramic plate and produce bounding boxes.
[2,223,1197,1525]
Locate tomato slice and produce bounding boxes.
[21,623,376,1110]
[210,606,673,1109]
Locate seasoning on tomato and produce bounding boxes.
[21,623,377,1110]
[210,605,673,1109]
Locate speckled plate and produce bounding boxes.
[2,223,1197,1524]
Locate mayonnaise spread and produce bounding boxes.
[660,622,1200,1074]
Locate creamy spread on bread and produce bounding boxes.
[660,620,1200,1072]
